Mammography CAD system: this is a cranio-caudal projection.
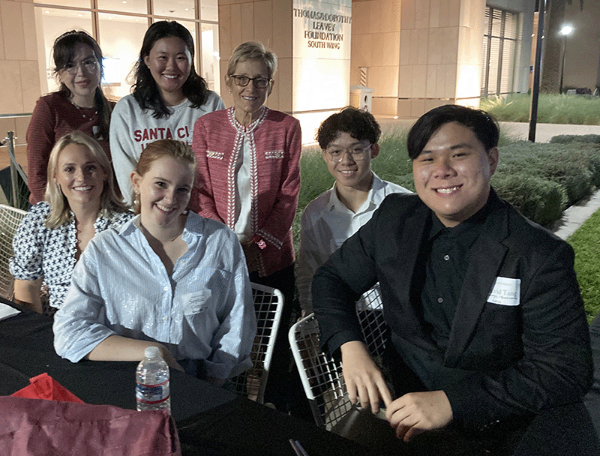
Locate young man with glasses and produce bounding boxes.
[297,107,410,315]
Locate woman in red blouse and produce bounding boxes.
[26,31,113,204]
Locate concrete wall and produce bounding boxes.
[563,0,600,91]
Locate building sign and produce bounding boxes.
[292,0,352,119]
[293,0,351,57]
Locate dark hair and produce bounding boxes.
[133,139,197,213]
[316,107,381,150]
[407,104,499,159]
[132,21,208,119]
[52,30,112,142]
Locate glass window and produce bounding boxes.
[97,13,148,100]
[200,0,218,22]
[35,8,93,94]
[200,23,220,93]
[153,0,195,20]
[97,0,148,15]
[34,0,91,8]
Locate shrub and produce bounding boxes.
[550,134,600,144]
[491,174,564,226]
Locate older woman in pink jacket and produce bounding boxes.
[191,41,302,413]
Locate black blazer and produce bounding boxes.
[313,191,592,429]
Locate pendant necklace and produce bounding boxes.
[70,98,98,120]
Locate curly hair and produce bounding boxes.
[132,21,209,119]
[45,131,129,228]
[52,30,112,142]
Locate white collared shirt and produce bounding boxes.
[53,212,256,379]
[297,173,410,312]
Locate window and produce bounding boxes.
[481,7,520,97]
[34,0,220,99]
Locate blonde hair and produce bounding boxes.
[132,139,197,215]
[45,131,129,228]
[227,41,277,78]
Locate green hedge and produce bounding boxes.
[295,132,600,254]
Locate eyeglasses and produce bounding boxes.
[325,144,372,162]
[63,58,98,75]
[230,75,272,89]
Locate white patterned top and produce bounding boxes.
[10,202,133,309]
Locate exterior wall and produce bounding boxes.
[218,0,294,113]
[351,0,401,116]
[397,0,485,119]
[0,0,39,148]
[563,0,600,91]
[219,0,352,143]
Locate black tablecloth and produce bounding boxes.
[0,301,375,456]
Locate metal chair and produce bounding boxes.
[230,282,284,404]
[0,204,27,300]
[289,285,386,431]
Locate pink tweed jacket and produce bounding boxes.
[191,107,301,277]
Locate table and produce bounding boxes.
[0,300,377,456]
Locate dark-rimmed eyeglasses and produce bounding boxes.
[63,58,98,75]
[230,75,272,89]
[325,144,372,163]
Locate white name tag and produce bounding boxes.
[487,277,521,306]
[184,290,212,315]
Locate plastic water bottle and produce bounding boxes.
[136,346,171,412]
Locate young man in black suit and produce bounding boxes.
[313,105,597,455]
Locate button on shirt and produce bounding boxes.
[297,173,410,312]
[53,212,257,380]
[420,199,494,351]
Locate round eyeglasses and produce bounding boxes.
[325,144,372,163]
[230,75,272,89]
[63,58,98,75]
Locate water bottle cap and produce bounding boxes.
[144,346,160,358]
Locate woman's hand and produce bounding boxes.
[14,279,44,314]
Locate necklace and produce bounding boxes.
[69,98,98,119]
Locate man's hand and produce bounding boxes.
[386,390,453,442]
[340,340,392,413]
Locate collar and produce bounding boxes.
[325,172,386,214]
[120,212,203,241]
[228,106,268,134]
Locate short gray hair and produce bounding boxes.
[227,41,277,78]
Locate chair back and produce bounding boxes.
[230,283,284,404]
[0,204,27,300]
[289,284,386,431]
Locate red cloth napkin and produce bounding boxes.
[11,373,84,403]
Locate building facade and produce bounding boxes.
[1,0,535,146]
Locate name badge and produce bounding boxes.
[184,290,212,315]
[487,277,520,306]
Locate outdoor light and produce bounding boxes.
[560,24,574,94]
[560,25,573,36]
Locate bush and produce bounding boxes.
[550,134,600,144]
[491,174,564,226]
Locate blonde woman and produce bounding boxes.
[54,140,256,385]
[10,131,132,314]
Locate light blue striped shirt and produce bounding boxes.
[54,212,256,379]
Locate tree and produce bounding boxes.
[540,0,584,93]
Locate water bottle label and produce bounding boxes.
[136,379,170,404]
